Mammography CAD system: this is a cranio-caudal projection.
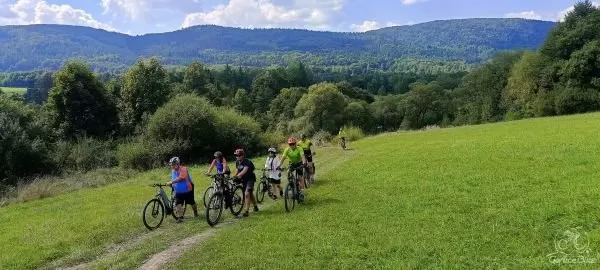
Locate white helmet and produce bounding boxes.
[169,156,180,165]
[268,147,277,153]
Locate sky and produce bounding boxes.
[0,0,593,35]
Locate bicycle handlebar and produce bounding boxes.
[150,183,169,187]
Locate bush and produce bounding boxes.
[116,138,191,171]
[214,107,263,155]
[341,126,365,141]
[260,130,288,151]
[312,130,332,146]
[146,94,217,154]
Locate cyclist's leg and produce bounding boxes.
[271,178,281,199]
[189,185,199,217]
[297,167,305,190]
[174,193,185,221]
[187,190,199,217]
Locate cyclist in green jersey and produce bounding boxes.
[297,133,315,179]
[279,137,307,197]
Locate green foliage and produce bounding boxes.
[183,61,210,95]
[119,57,169,135]
[115,139,187,170]
[0,96,52,184]
[46,61,119,139]
[294,82,348,134]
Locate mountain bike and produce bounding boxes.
[203,173,230,208]
[142,183,187,230]
[256,168,284,203]
[284,164,305,212]
[340,137,347,150]
[205,175,245,227]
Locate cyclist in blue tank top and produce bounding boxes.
[166,157,198,222]
[206,151,231,176]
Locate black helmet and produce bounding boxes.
[214,151,223,158]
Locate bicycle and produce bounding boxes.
[205,175,245,227]
[203,173,230,208]
[256,168,284,203]
[142,183,187,230]
[340,137,347,150]
[283,164,305,212]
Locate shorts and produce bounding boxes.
[291,163,304,176]
[303,151,313,163]
[175,191,196,206]
[244,180,255,192]
[268,178,281,185]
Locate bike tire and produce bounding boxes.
[203,186,214,208]
[256,180,267,203]
[284,182,296,212]
[303,167,311,189]
[170,196,187,220]
[229,185,245,216]
[206,193,224,227]
[142,198,165,230]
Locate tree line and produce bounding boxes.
[1,1,598,189]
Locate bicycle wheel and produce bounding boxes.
[230,185,245,216]
[206,193,224,227]
[256,179,267,203]
[170,196,187,220]
[203,186,214,208]
[142,199,165,230]
[284,182,296,212]
[303,167,311,189]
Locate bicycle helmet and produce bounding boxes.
[288,137,297,144]
[268,147,277,153]
[214,151,223,158]
[301,133,307,139]
[168,156,180,165]
[234,148,244,156]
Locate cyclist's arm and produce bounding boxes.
[169,168,189,184]
[279,149,288,165]
[206,159,216,174]
[236,166,249,178]
[223,158,230,172]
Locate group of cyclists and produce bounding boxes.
[165,133,320,221]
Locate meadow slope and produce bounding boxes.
[2,113,600,269]
[171,113,600,269]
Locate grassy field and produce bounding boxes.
[171,113,600,269]
[0,87,27,94]
[2,113,600,269]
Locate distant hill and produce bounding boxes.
[0,18,556,72]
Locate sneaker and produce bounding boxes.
[253,205,259,212]
[280,190,283,197]
[242,211,249,217]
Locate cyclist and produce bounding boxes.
[338,127,347,149]
[279,137,307,199]
[166,157,199,222]
[233,148,259,217]
[265,147,283,199]
[297,134,316,180]
[206,151,231,176]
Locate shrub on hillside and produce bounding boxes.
[260,130,287,151]
[340,126,365,141]
[116,139,190,171]
[146,94,217,156]
[52,137,117,172]
[213,107,263,155]
[312,130,332,146]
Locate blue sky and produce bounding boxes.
[0,0,589,34]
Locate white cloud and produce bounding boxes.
[351,20,379,32]
[504,11,542,20]
[557,2,600,21]
[182,0,345,30]
[101,0,206,21]
[0,0,113,30]
[400,0,426,5]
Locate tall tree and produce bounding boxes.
[183,61,210,95]
[119,57,169,135]
[293,83,348,134]
[46,61,118,139]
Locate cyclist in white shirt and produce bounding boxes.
[265,147,283,199]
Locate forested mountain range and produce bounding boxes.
[0,18,556,72]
